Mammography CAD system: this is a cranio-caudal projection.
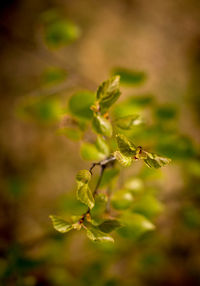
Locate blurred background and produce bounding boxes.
[0,0,200,285]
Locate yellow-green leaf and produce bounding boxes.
[85,222,114,243]
[114,151,132,167]
[116,134,136,156]
[49,215,73,233]
[76,183,94,209]
[76,170,91,184]
[143,152,171,169]
[97,76,121,114]
[92,114,112,137]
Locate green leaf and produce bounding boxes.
[76,184,94,209]
[44,19,80,47]
[95,136,110,156]
[118,212,155,239]
[92,114,113,137]
[132,195,164,219]
[84,222,114,243]
[112,68,147,86]
[80,142,106,161]
[124,177,144,194]
[57,127,82,141]
[68,91,95,120]
[116,134,136,156]
[76,170,91,184]
[42,67,67,85]
[111,189,134,210]
[114,151,132,167]
[115,115,143,130]
[97,76,121,114]
[143,152,171,169]
[49,215,73,233]
[98,219,122,233]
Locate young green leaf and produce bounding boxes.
[95,136,110,156]
[84,222,114,243]
[76,170,91,184]
[97,76,121,114]
[92,114,112,137]
[49,215,73,233]
[114,151,132,167]
[98,219,122,233]
[115,115,142,130]
[143,152,171,169]
[76,183,94,209]
[116,134,136,156]
[112,68,147,86]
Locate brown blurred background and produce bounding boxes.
[0,0,200,285]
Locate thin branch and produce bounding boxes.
[80,156,116,222]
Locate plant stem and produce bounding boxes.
[80,156,115,222]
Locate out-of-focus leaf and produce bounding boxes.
[92,114,113,137]
[85,222,114,243]
[124,177,144,194]
[156,135,196,160]
[44,19,80,47]
[76,171,94,209]
[42,67,67,85]
[182,205,200,229]
[95,136,110,156]
[98,219,122,233]
[100,168,119,188]
[114,151,132,167]
[154,105,177,121]
[97,76,121,114]
[143,152,171,169]
[116,134,136,156]
[68,91,95,120]
[132,195,164,219]
[111,189,134,210]
[17,97,62,123]
[112,68,147,86]
[113,95,154,118]
[49,215,73,233]
[80,142,106,161]
[118,212,155,239]
[76,170,91,184]
[115,114,143,130]
[57,127,82,141]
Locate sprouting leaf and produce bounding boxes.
[84,222,114,243]
[114,151,132,167]
[116,134,136,156]
[117,212,155,239]
[111,189,134,210]
[80,142,106,161]
[76,171,94,209]
[76,170,91,184]
[97,76,121,114]
[112,67,147,86]
[68,91,95,120]
[49,215,73,233]
[76,184,94,209]
[115,115,143,130]
[92,114,112,137]
[143,152,171,169]
[98,219,122,233]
